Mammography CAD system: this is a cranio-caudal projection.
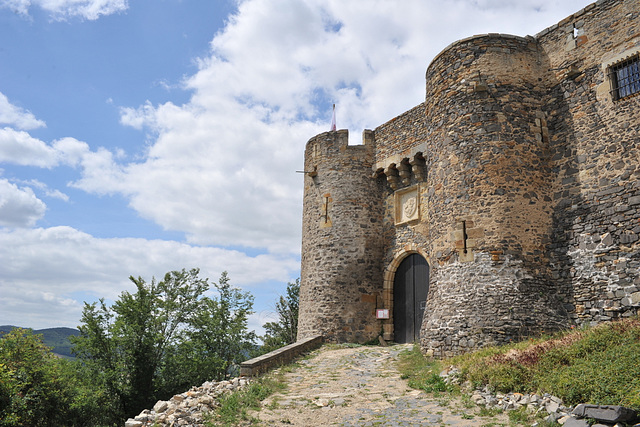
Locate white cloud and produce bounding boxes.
[51,137,92,167]
[67,145,127,195]
[109,101,316,252]
[103,0,592,256]
[0,128,59,167]
[18,179,69,201]
[0,179,46,227]
[119,101,157,131]
[44,187,69,201]
[0,225,299,328]
[0,93,46,130]
[0,0,30,16]
[0,286,82,328]
[0,0,128,20]
[0,130,110,173]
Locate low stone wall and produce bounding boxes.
[240,335,323,376]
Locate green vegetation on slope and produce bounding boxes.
[35,328,80,358]
[397,344,453,394]
[400,318,640,411]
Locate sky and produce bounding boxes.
[0,0,595,336]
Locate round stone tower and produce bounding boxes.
[420,34,569,356]
[297,129,385,343]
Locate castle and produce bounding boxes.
[296,0,640,357]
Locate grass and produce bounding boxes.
[507,407,529,425]
[397,344,456,394]
[204,373,287,426]
[477,407,503,417]
[399,318,640,412]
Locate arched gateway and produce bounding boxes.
[393,254,429,343]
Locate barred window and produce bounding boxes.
[610,55,640,100]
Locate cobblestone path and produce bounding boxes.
[252,344,509,426]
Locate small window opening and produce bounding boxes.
[609,55,640,100]
[462,220,468,254]
[322,195,330,224]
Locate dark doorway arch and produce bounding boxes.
[393,253,429,343]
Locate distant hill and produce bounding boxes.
[0,325,80,359]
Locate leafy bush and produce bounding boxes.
[2,269,260,426]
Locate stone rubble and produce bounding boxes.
[124,377,251,427]
[440,367,639,427]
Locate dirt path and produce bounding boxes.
[251,343,509,426]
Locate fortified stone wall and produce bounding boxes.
[372,103,427,163]
[297,0,640,356]
[537,0,640,326]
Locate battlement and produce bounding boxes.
[306,129,374,152]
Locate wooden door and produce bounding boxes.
[393,254,429,343]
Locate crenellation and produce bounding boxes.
[298,0,640,355]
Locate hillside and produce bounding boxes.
[0,325,80,358]
[402,318,640,411]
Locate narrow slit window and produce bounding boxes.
[610,55,640,100]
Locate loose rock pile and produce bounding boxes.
[124,377,251,427]
[471,386,570,420]
[441,367,639,427]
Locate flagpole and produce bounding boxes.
[330,104,336,131]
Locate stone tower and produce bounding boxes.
[419,34,569,356]
[297,130,385,343]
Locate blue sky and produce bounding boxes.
[0,0,594,335]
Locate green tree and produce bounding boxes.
[167,271,257,386]
[0,328,107,427]
[260,279,299,353]
[0,328,67,426]
[72,268,256,422]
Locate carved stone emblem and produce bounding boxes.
[395,185,420,225]
[403,196,417,218]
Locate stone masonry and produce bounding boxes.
[297,0,640,357]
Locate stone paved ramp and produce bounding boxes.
[252,344,509,426]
